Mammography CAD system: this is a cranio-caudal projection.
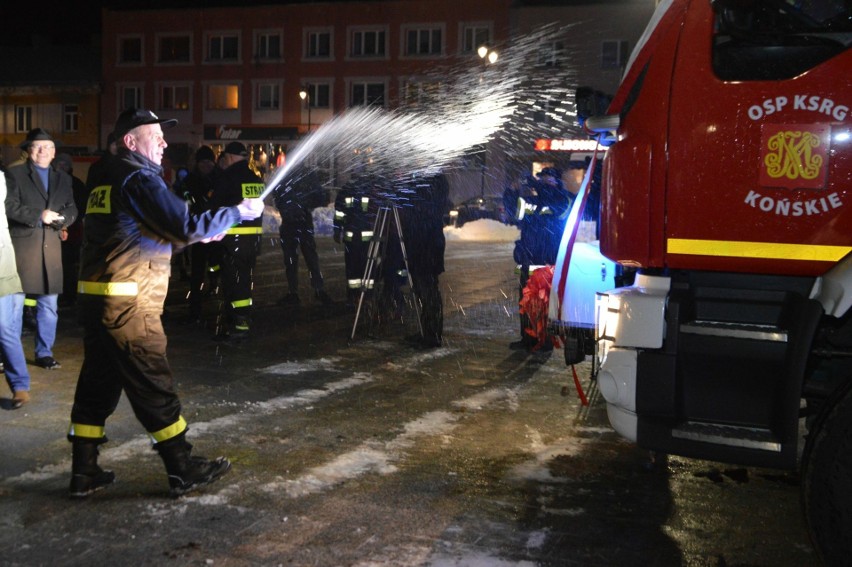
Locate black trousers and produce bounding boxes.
[221,234,260,324]
[279,224,323,293]
[187,241,222,317]
[70,310,184,442]
[411,271,443,344]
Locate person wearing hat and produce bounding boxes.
[4,128,78,371]
[181,144,223,325]
[67,108,264,498]
[504,167,572,351]
[85,132,118,193]
[206,141,265,340]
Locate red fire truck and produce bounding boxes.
[550,0,851,561]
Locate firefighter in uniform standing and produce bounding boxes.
[208,141,264,340]
[67,108,264,498]
[334,173,378,306]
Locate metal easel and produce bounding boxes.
[350,204,422,340]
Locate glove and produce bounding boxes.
[236,198,265,221]
[333,229,341,244]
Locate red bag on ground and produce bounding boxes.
[519,265,561,352]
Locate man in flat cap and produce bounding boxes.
[4,128,78,371]
[67,108,264,498]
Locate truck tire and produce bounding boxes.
[801,380,852,564]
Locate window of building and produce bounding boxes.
[15,106,32,133]
[256,31,282,60]
[119,36,143,64]
[63,104,79,133]
[351,81,385,107]
[304,83,331,108]
[121,85,142,110]
[601,40,629,69]
[160,85,191,110]
[208,84,240,110]
[306,29,332,59]
[401,80,443,108]
[257,83,280,110]
[351,28,386,57]
[208,32,239,61]
[404,26,443,56]
[157,34,191,64]
[462,24,491,54]
[538,40,565,67]
[533,98,561,125]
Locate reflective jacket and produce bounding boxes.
[208,160,264,236]
[78,149,240,325]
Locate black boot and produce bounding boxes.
[156,437,231,497]
[69,440,116,498]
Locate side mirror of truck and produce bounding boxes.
[575,87,613,126]
[575,87,618,146]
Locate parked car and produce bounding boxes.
[447,196,509,228]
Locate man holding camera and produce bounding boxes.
[5,128,77,370]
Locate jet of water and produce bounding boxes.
[260,23,579,201]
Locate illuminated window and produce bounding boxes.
[404,27,442,56]
[161,85,191,110]
[208,84,239,110]
[119,36,143,64]
[209,33,239,61]
[351,29,386,57]
[158,34,191,63]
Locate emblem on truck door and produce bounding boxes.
[760,124,830,189]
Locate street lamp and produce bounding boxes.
[476,47,498,197]
[299,85,311,134]
[477,45,498,65]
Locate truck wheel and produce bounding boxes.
[801,381,852,564]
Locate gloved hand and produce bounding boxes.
[236,198,265,221]
[333,229,341,244]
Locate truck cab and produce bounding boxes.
[554,0,851,561]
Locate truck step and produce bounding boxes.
[680,321,787,343]
[671,421,781,452]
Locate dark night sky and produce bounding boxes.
[1,1,366,47]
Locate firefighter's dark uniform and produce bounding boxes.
[70,149,241,447]
[334,176,378,303]
[207,155,264,338]
[400,173,450,347]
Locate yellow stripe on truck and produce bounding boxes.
[667,238,851,262]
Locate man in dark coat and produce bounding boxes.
[273,166,333,306]
[400,172,450,348]
[4,128,78,370]
[182,145,221,324]
[503,167,572,351]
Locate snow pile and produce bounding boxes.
[444,219,519,243]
